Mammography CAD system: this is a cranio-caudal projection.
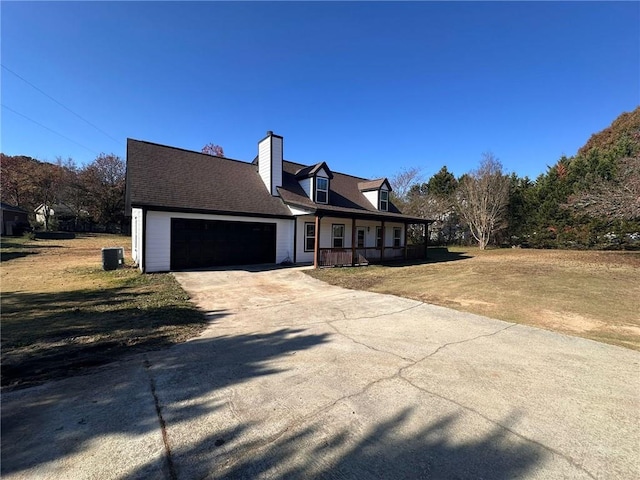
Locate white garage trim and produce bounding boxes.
[142,210,294,273]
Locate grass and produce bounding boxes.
[307,246,640,350]
[1,234,207,390]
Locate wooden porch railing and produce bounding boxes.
[318,245,425,267]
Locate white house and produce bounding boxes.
[125,132,431,272]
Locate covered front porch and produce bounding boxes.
[294,214,430,268]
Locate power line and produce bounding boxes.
[1,63,120,144]
[2,104,99,155]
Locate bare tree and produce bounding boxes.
[457,153,510,249]
[390,167,422,207]
[202,143,225,157]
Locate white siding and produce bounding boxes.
[258,137,271,194]
[384,222,404,246]
[131,208,143,269]
[257,134,283,196]
[145,211,171,273]
[296,215,316,263]
[289,206,313,216]
[363,190,378,209]
[271,135,283,194]
[294,217,406,264]
[299,177,312,199]
[320,217,352,248]
[353,220,383,248]
[143,210,294,273]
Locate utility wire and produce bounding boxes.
[1,63,120,144]
[2,104,99,155]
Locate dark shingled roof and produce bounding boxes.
[126,139,292,217]
[294,161,334,180]
[358,178,391,192]
[1,202,28,213]
[279,161,426,222]
[126,138,429,223]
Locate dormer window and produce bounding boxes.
[358,178,392,212]
[380,190,389,211]
[316,177,329,204]
[295,161,334,204]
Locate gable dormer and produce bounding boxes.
[358,178,392,211]
[295,162,334,204]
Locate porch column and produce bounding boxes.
[314,215,321,268]
[351,218,356,266]
[380,220,385,261]
[403,222,408,260]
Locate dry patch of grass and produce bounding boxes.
[307,247,640,350]
[1,234,208,390]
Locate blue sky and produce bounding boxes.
[1,1,638,181]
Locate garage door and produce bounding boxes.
[171,218,276,270]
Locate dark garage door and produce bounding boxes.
[171,218,276,270]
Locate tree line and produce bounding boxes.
[1,108,637,249]
[392,107,640,250]
[0,153,126,233]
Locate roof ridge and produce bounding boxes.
[283,159,370,182]
[127,138,253,166]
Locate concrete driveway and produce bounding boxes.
[2,266,639,479]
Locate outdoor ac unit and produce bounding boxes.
[102,247,125,271]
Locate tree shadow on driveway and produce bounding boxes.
[0,327,331,478]
[131,406,546,479]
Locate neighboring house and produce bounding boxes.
[125,132,431,273]
[0,202,29,236]
[34,203,76,226]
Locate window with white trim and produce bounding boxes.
[304,223,315,252]
[316,177,329,204]
[332,224,345,248]
[376,226,383,248]
[380,190,389,211]
[393,227,402,247]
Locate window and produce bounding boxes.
[356,227,365,248]
[376,226,383,248]
[316,177,329,204]
[393,227,402,247]
[332,224,345,248]
[380,190,389,211]
[304,223,315,252]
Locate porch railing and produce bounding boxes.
[319,248,353,267]
[317,245,425,267]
